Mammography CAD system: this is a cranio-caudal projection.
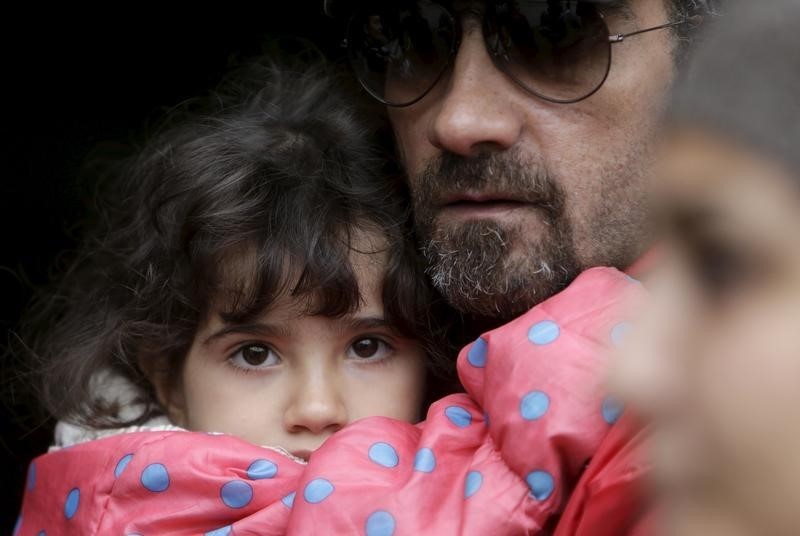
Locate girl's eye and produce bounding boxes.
[229,344,281,370]
[347,337,393,361]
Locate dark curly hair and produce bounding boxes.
[11,58,457,430]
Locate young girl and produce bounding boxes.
[14,58,645,535]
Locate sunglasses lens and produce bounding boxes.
[347,1,456,106]
[485,1,611,102]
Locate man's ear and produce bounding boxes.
[138,355,187,427]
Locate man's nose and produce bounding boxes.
[283,367,348,436]
[428,25,524,157]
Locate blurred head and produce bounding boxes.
[613,2,800,533]
[364,0,702,325]
[21,61,451,447]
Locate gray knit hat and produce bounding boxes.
[670,0,800,177]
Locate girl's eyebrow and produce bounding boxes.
[340,316,391,333]
[201,316,390,346]
[202,322,293,346]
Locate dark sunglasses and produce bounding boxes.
[345,1,702,106]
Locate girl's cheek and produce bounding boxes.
[349,348,426,424]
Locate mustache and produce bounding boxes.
[414,151,565,221]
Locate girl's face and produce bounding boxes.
[158,234,427,461]
[613,130,800,534]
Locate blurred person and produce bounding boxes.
[612,1,800,534]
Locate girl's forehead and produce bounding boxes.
[199,288,389,346]
[205,229,392,333]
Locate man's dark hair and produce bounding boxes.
[11,58,456,429]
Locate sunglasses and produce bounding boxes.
[345,1,702,106]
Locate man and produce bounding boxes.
[330,0,715,533]
[336,0,708,327]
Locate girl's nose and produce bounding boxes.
[283,368,348,436]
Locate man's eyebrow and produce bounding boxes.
[202,322,292,346]
[599,0,636,21]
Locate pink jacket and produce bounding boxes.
[16,267,649,535]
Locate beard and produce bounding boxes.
[412,150,582,323]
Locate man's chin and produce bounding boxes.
[432,205,550,238]
[429,248,575,321]
[420,213,580,321]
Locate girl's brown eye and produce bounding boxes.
[346,337,394,362]
[242,345,270,365]
[352,338,381,358]
[237,344,279,367]
[228,343,280,372]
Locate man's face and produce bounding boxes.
[390,0,676,323]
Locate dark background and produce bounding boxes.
[0,4,349,531]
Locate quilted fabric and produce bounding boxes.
[16,267,648,535]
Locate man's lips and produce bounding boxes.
[439,192,528,205]
[437,194,537,218]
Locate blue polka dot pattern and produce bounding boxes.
[220,480,253,509]
[528,321,560,345]
[64,487,80,519]
[205,526,231,536]
[520,391,550,421]
[413,448,436,473]
[526,470,555,501]
[247,459,278,480]
[464,471,483,498]
[467,337,488,368]
[602,396,625,425]
[141,463,170,492]
[365,510,396,536]
[114,453,134,479]
[27,462,36,491]
[445,406,472,428]
[282,491,296,508]
[611,322,631,347]
[13,515,21,536]
[369,442,399,468]
[38,531,46,536]
[304,478,334,504]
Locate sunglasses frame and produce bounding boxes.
[344,2,703,107]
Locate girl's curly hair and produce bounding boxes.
[11,57,457,430]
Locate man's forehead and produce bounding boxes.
[326,0,622,17]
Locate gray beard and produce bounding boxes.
[413,151,581,323]
[421,218,579,322]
